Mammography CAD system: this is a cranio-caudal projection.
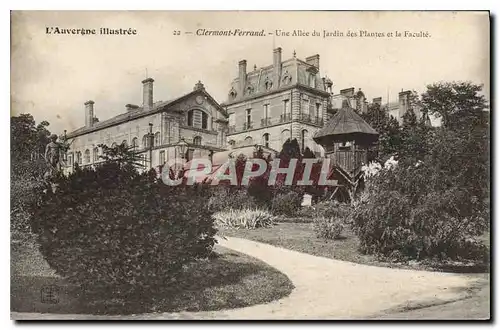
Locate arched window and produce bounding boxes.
[301,129,309,151]
[142,135,150,148]
[111,142,117,148]
[262,133,270,148]
[280,129,291,148]
[264,78,273,90]
[187,109,210,130]
[193,136,202,146]
[76,151,82,165]
[131,137,138,149]
[84,149,90,163]
[154,132,161,146]
[121,140,128,147]
[244,136,253,145]
[93,147,99,162]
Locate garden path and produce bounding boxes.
[11,236,484,320]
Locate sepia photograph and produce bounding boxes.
[10,10,490,320]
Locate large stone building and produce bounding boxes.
[223,48,332,155]
[64,79,228,173]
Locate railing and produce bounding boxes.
[260,117,272,127]
[280,113,292,123]
[298,113,323,126]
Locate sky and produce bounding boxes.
[11,11,490,134]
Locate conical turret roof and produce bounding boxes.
[314,100,378,143]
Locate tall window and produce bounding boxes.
[201,112,208,129]
[302,99,310,116]
[84,149,90,163]
[301,129,309,151]
[132,137,138,150]
[193,136,202,145]
[262,133,270,148]
[68,153,73,166]
[142,135,150,148]
[188,110,194,126]
[93,147,99,162]
[76,151,82,165]
[283,99,290,116]
[264,104,269,120]
[121,140,128,148]
[154,132,161,146]
[246,109,252,126]
[280,129,291,148]
[159,150,165,165]
[316,103,321,119]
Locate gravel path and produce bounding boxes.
[11,236,484,320]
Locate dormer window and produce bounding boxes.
[282,71,292,85]
[264,78,273,90]
[187,109,210,130]
[246,85,254,95]
[229,87,237,100]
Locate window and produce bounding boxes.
[280,129,291,148]
[76,151,82,165]
[228,140,236,148]
[309,74,316,88]
[121,140,128,148]
[301,130,309,151]
[142,135,150,148]
[68,153,73,166]
[246,109,252,126]
[264,104,269,120]
[244,136,253,145]
[84,149,90,163]
[111,142,117,148]
[262,133,270,148]
[188,110,194,126]
[228,113,235,127]
[302,98,310,116]
[93,147,99,162]
[283,99,290,116]
[159,150,165,165]
[265,79,273,90]
[193,136,202,145]
[132,137,138,149]
[154,132,161,146]
[316,103,321,119]
[201,112,208,129]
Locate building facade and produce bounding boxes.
[223,48,331,155]
[64,79,228,173]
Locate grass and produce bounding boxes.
[221,222,490,273]
[11,239,294,315]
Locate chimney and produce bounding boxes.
[305,54,320,69]
[398,90,411,119]
[340,87,355,98]
[273,47,282,88]
[142,77,154,110]
[373,97,382,106]
[238,60,247,96]
[84,100,94,127]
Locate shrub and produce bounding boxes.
[30,162,217,297]
[314,217,344,240]
[11,174,44,235]
[308,201,352,221]
[351,165,489,262]
[208,186,258,212]
[213,208,276,229]
[271,190,303,216]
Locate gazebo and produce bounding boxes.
[313,100,379,201]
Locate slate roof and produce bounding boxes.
[313,101,378,141]
[66,87,226,139]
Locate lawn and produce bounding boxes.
[221,222,490,273]
[11,239,294,315]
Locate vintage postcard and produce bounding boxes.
[10,11,490,320]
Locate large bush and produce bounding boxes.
[208,186,258,212]
[351,164,489,262]
[30,162,217,296]
[313,216,344,240]
[271,189,303,216]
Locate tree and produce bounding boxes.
[98,143,146,170]
[361,103,401,160]
[421,81,488,130]
[11,114,52,162]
